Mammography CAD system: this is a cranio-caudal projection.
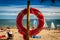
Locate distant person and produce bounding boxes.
[32,20,37,29]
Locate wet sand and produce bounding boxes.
[0,28,60,40]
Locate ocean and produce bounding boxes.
[0,19,60,28]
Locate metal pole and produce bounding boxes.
[26,0,30,40]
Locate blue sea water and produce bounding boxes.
[46,19,60,28]
[0,19,16,26]
[0,19,60,28]
[0,19,38,27]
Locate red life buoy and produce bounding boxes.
[16,8,44,36]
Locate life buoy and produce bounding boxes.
[16,8,44,36]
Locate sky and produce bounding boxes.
[0,0,60,19]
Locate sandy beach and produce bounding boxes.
[0,28,60,40]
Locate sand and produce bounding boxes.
[0,28,60,40]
